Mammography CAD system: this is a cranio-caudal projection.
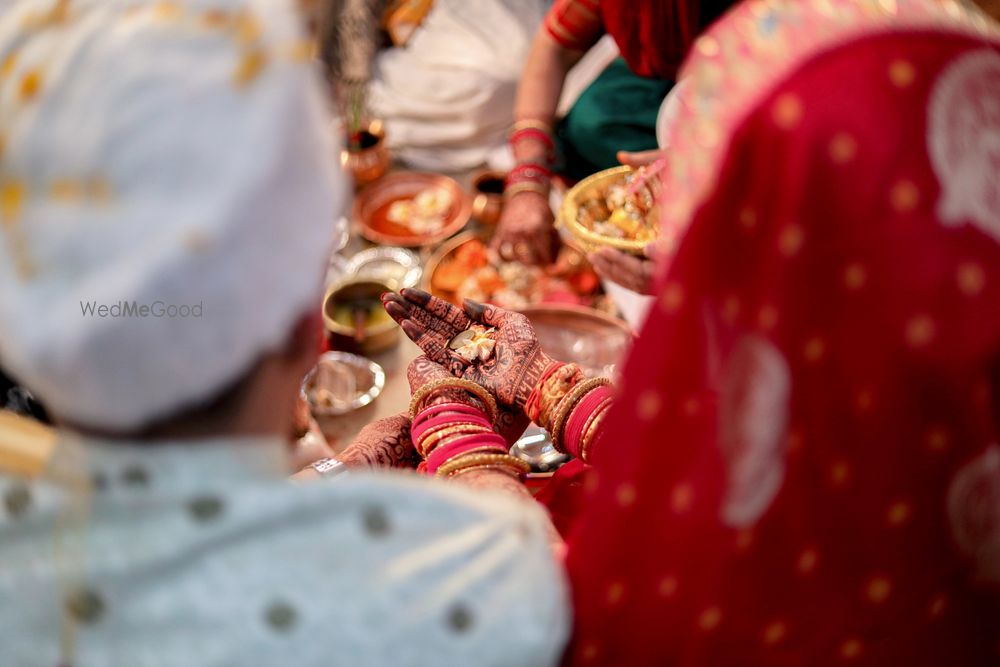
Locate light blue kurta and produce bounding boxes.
[0,434,569,667]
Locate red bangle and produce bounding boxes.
[562,386,614,459]
[412,403,483,431]
[510,127,555,162]
[425,435,508,475]
[506,162,551,189]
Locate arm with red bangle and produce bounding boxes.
[385,289,614,464]
[406,356,536,503]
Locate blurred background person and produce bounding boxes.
[0,2,566,666]
[492,0,737,265]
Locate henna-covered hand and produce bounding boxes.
[386,289,555,410]
[337,413,420,469]
[407,353,529,447]
[383,290,470,375]
[459,300,554,409]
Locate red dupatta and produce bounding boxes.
[564,1,1000,665]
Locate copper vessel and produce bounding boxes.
[341,120,390,188]
[470,169,506,226]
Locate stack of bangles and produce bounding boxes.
[409,378,530,481]
[525,362,613,463]
[506,119,555,198]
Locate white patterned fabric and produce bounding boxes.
[0,434,569,667]
[927,47,1000,242]
[0,0,348,431]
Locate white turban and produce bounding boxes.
[0,0,347,430]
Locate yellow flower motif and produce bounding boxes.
[19,69,43,102]
[1,180,26,223]
[0,53,16,79]
[233,49,267,88]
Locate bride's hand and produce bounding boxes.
[383,289,554,411]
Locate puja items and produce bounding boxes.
[470,170,506,225]
[345,246,422,291]
[449,324,496,362]
[302,352,386,417]
[427,234,604,310]
[559,165,660,254]
[340,119,390,188]
[323,278,400,354]
[354,172,471,247]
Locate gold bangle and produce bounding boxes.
[418,421,490,447]
[419,425,493,458]
[580,400,612,463]
[409,380,486,417]
[504,181,549,200]
[435,452,531,479]
[510,118,554,135]
[449,464,523,482]
[409,378,498,424]
[536,363,584,430]
[551,377,612,453]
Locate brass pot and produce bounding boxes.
[322,278,399,355]
[470,169,506,226]
[341,120,390,188]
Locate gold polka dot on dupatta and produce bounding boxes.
[865,576,892,604]
[854,388,875,413]
[757,305,779,332]
[803,337,826,363]
[839,638,863,660]
[721,295,741,325]
[890,179,920,213]
[797,547,819,575]
[829,460,851,488]
[660,282,684,314]
[762,620,788,646]
[778,224,805,257]
[888,59,916,88]
[606,582,625,606]
[925,426,950,452]
[886,500,911,526]
[905,314,936,348]
[698,606,723,631]
[636,390,661,421]
[843,262,867,290]
[829,132,858,164]
[772,93,804,130]
[658,575,678,598]
[615,483,636,508]
[927,593,947,620]
[957,262,986,296]
[580,642,599,662]
[739,206,758,230]
[670,483,694,513]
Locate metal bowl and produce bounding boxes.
[520,304,633,378]
[345,246,422,291]
[301,352,386,417]
[558,165,654,256]
[354,171,471,247]
[322,278,400,355]
[511,425,571,473]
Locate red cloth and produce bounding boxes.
[562,2,1000,665]
[544,0,722,79]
